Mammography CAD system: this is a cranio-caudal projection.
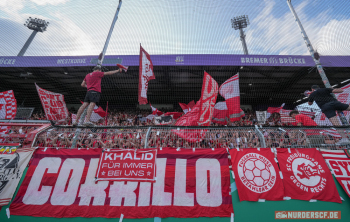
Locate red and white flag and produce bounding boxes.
[179,103,190,114]
[320,128,342,138]
[150,103,163,116]
[267,104,296,124]
[36,84,68,122]
[198,71,218,126]
[321,149,350,198]
[219,74,244,122]
[0,90,17,136]
[179,101,196,114]
[230,148,285,201]
[277,148,341,203]
[72,105,106,123]
[138,45,155,105]
[212,102,228,125]
[117,64,128,72]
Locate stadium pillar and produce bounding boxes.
[18,30,37,57]
[287,0,349,126]
[239,28,249,55]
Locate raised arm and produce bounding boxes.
[104,68,122,76]
[332,88,343,93]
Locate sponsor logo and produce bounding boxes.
[237,153,276,193]
[240,56,306,65]
[0,58,16,65]
[286,153,326,193]
[175,56,184,63]
[275,211,341,219]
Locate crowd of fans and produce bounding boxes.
[0,108,344,150]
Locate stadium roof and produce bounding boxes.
[1,54,350,110]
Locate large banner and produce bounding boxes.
[321,149,350,198]
[277,148,341,203]
[10,148,232,218]
[0,90,17,138]
[96,149,157,182]
[138,45,155,105]
[0,147,34,206]
[35,84,69,122]
[230,148,284,201]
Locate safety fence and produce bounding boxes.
[29,124,350,150]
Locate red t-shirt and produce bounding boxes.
[295,114,317,126]
[84,71,104,93]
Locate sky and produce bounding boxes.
[0,0,350,56]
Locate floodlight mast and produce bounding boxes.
[231,15,249,55]
[287,0,349,126]
[18,17,49,56]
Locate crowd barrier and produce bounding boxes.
[29,123,350,150]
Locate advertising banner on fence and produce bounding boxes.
[96,149,157,182]
[230,148,284,201]
[321,149,350,198]
[0,147,34,206]
[277,148,341,203]
[10,148,232,218]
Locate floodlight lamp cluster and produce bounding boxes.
[231,15,249,30]
[24,17,49,32]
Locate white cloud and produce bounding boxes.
[30,0,69,6]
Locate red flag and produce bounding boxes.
[321,149,350,198]
[138,45,155,104]
[277,148,341,203]
[35,84,68,122]
[150,103,163,116]
[219,74,244,121]
[198,71,219,126]
[187,100,195,109]
[212,102,228,125]
[179,103,190,114]
[116,64,128,72]
[230,148,285,201]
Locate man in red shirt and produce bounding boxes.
[289,110,317,126]
[74,65,122,126]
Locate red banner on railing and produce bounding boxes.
[10,148,232,218]
[96,149,157,182]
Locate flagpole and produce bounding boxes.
[105,101,109,126]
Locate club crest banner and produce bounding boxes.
[10,148,232,218]
[230,148,284,201]
[0,147,34,206]
[277,148,341,203]
[96,149,157,182]
[321,149,350,198]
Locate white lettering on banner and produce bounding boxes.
[109,182,138,206]
[240,56,306,65]
[138,182,152,206]
[56,59,86,64]
[196,159,222,207]
[23,158,61,205]
[152,158,172,206]
[174,159,194,206]
[0,58,16,65]
[51,158,85,205]
[341,180,350,194]
[23,157,224,207]
[79,159,109,206]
